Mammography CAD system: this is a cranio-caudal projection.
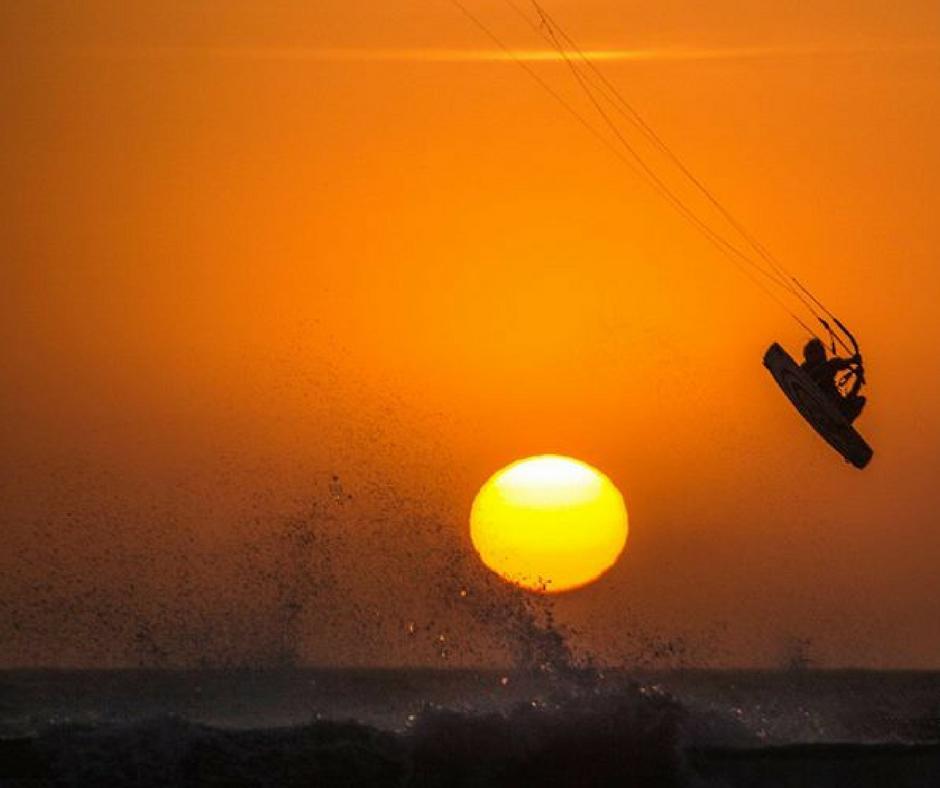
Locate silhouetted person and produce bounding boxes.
[801,338,866,423]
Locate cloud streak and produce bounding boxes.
[293,43,940,62]
[62,42,940,63]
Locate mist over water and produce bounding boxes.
[4,379,939,788]
[4,467,940,787]
[0,455,825,674]
[0,450,585,671]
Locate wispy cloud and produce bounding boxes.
[57,42,940,63]
[59,42,940,63]
[287,43,940,62]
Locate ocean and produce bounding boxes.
[1,668,938,786]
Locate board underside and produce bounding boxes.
[763,343,873,469]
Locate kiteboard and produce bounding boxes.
[763,343,873,469]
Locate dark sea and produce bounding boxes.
[1,668,939,787]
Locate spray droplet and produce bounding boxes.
[329,475,344,501]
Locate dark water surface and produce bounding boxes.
[1,669,938,786]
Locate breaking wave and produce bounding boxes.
[3,670,940,788]
[0,684,687,788]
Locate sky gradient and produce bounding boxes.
[2,0,939,668]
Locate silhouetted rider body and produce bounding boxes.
[800,338,866,423]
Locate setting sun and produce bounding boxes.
[470,455,628,593]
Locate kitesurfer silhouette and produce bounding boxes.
[452,0,875,465]
[800,338,866,423]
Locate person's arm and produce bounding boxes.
[836,356,865,396]
[847,373,864,397]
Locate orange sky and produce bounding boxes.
[2,0,940,668]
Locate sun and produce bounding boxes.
[469,455,628,593]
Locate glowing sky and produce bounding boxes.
[2,0,940,668]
